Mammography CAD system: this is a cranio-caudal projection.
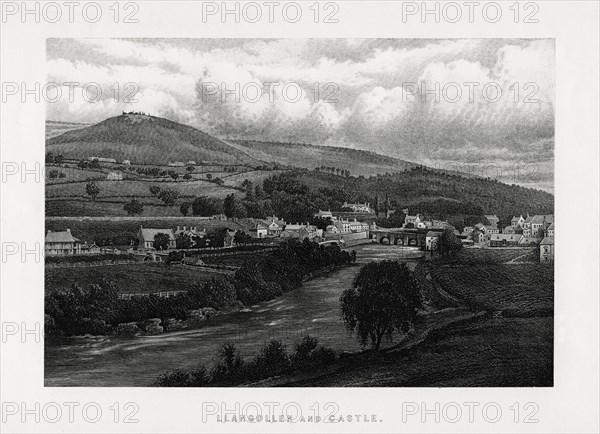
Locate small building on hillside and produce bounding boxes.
[80,242,100,255]
[137,226,176,250]
[122,160,131,165]
[223,230,237,248]
[45,229,81,255]
[107,172,123,181]
[539,237,554,263]
[168,161,185,167]
[174,226,206,239]
[425,231,439,251]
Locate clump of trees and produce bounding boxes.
[86,182,100,201]
[155,336,336,387]
[341,261,422,350]
[124,199,144,216]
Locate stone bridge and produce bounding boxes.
[370,228,443,248]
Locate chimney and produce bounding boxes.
[66,229,71,233]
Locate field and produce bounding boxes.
[45,262,224,295]
[45,161,284,217]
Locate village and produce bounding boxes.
[45,203,555,264]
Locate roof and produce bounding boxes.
[138,227,175,241]
[547,222,555,230]
[485,214,498,219]
[475,223,485,229]
[491,234,522,241]
[524,215,533,223]
[540,237,554,245]
[45,230,80,243]
[250,223,268,230]
[426,231,439,237]
[485,225,498,230]
[511,216,522,221]
[531,215,546,224]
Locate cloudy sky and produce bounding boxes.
[47,38,554,190]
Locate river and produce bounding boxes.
[44,243,424,386]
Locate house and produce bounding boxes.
[425,231,439,251]
[519,236,542,246]
[137,226,176,250]
[502,226,525,235]
[547,222,554,237]
[511,215,525,228]
[80,242,100,254]
[475,223,487,233]
[249,223,268,239]
[266,217,285,236]
[314,210,333,220]
[404,214,422,228]
[485,225,499,235]
[470,229,485,244]
[325,224,339,234]
[45,229,81,255]
[122,160,131,165]
[530,215,547,237]
[187,161,197,166]
[485,214,499,226]
[107,172,123,180]
[489,233,523,247]
[168,161,185,167]
[174,226,206,239]
[461,226,474,236]
[539,237,554,263]
[342,202,373,213]
[223,230,237,247]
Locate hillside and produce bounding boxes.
[46,120,91,139]
[227,139,417,177]
[46,114,261,166]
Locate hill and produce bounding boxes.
[46,114,261,166]
[46,120,91,139]
[226,139,417,177]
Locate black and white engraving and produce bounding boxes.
[44,38,554,387]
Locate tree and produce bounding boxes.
[192,196,223,216]
[153,233,171,250]
[149,185,161,197]
[124,199,144,216]
[180,202,191,216]
[183,173,192,180]
[186,165,195,173]
[86,182,100,201]
[234,231,252,246]
[439,226,463,256]
[158,188,179,206]
[175,233,193,249]
[206,173,213,180]
[223,194,247,219]
[340,261,422,350]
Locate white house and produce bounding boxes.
[342,202,373,213]
[107,172,123,180]
[425,231,439,251]
[539,237,554,262]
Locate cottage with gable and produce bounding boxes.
[137,226,176,250]
[45,229,81,255]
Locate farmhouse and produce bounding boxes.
[539,237,554,263]
[137,226,176,250]
[266,217,285,236]
[45,229,81,255]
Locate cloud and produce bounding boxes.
[47,38,554,171]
